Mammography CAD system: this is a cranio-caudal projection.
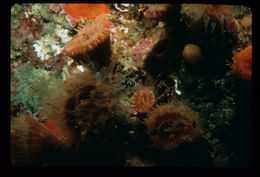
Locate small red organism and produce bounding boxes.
[232,45,252,81]
[145,102,202,150]
[44,120,61,136]
[131,88,155,114]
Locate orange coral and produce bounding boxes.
[145,103,201,150]
[131,88,155,114]
[232,45,252,81]
[64,3,110,21]
[63,14,111,68]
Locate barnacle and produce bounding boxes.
[232,45,252,81]
[145,102,202,150]
[63,14,111,68]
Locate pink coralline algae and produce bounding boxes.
[48,3,77,27]
[49,4,65,13]
[133,37,154,62]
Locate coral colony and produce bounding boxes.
[11,3,252,167]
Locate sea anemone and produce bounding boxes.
[63,14,111,68]
[182,43,201,63]
[44,69,122,151]
[11,114,64,165]
[145,102,202,151]
[181,4,236,32]
[140,4,175,20]
[131,88,155,114]
[231,45,252,81]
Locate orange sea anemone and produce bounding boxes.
[63,14,111,68]
[64,3,110,21]
[131,88,155,114]
[141,4,175,20]
[10,114,64,165]
[232,45,252,81]
[145,103,202,150]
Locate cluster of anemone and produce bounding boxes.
[145,102,202,151]
[63,14,112,69]
[180,4,236,32]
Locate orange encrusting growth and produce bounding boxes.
[131,88,155,114]
[232,45,252,81]
[64,3,110,21]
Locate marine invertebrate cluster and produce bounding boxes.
[11,114,64,165]
[33,23,71,60]
[231,45,252,81]
[182,43,201,63]
[63,14,111,68]
[145,102,202,150]
[140,4,175,20]
[131,88,155,114]
[181,4,236,32]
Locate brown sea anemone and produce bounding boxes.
[145,102,202,151]
[44,70,121,149]
[10,114,64,165]
[131,88,155,114]
[141,4,175,20]
[232,45,252,81]
[63,14,111,68]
